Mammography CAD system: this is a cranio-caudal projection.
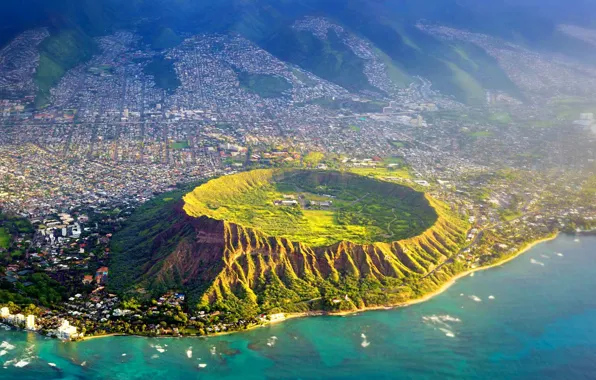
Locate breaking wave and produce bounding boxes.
[530,258,545,266]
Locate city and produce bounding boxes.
[1,15,596,341]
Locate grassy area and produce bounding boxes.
[466,130,494,138]
[170,140,190,150]
[183,169,435,247]
[0,227,10,249]
[389,141,406,148]
[500,209,523,222]
[489,112,512,124]
[348,166,411,180]
[237,72,292,98]
[88,65,114,76]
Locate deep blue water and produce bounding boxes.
[1,234,595,379]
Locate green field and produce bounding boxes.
[466,130,494,138]
[489,112,512,124]
[184,169,436,247]
[170,140,190,150]
[0,227,10,249]
[88,65,114,76]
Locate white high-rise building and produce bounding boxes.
[56,320,80,340]
[25,315,36,330]
[0,307,9,318]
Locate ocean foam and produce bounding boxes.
[530,258,545,266]
[422,315,462,324]
[440,328,455,338]
[440,315,461,323]
[266,336,278,347]
[0,342,15,350]
[359,333,370,347]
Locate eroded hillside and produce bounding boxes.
[110,171,469,317]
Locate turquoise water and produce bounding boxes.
[1,234,595,379]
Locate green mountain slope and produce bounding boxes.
[4,0,595,106]
[35,27,96,107]
[261,28,378,94]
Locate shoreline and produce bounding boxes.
[65,233,560,342]
[81,333,125,341]
[286,232,560,319]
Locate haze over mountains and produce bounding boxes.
[2,0,596,106]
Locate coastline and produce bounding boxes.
[286,232,560,318]
[81,333,125,341]
[70,233,560,342]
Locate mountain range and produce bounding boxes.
[2,0,596,106]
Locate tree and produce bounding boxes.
[303,152,324,167]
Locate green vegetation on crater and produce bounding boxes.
[111,170,469,317]
[183,169,437,247]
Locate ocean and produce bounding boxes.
[1,234,595,379]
